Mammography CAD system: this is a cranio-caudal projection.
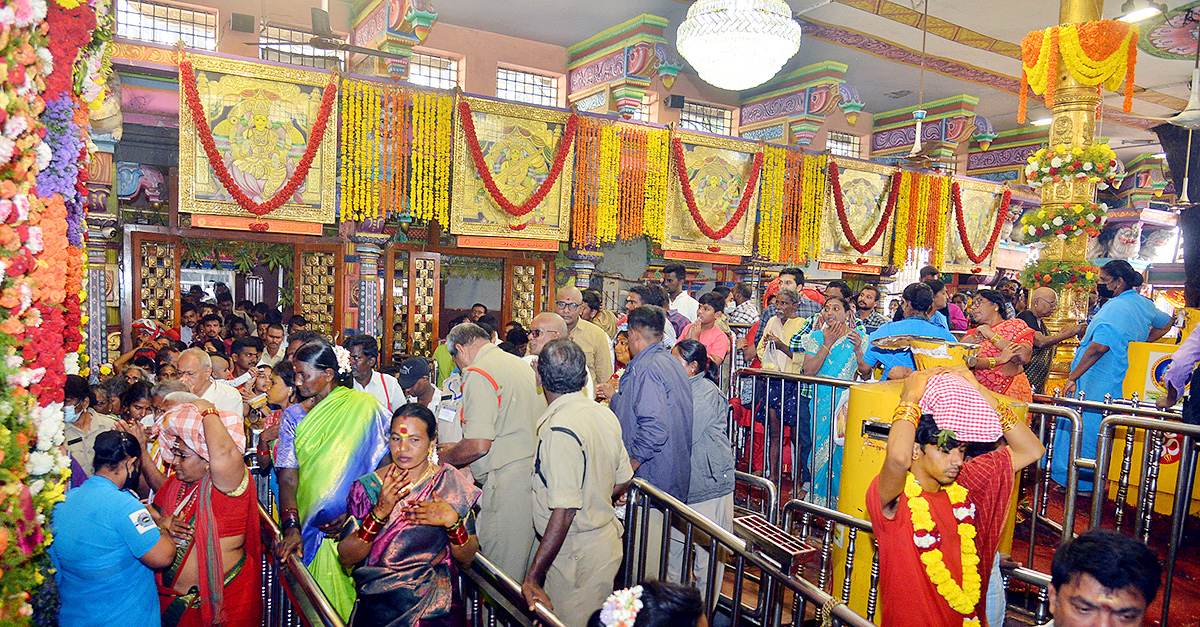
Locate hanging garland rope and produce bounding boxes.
[952,182,1010,264]
[828,160,899,254]
[458,99,578,218]
[179,57,338,218]
[670,133,763,241]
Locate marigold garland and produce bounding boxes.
[756,144,787,262]
[643,128,669,243]
[671,133,763,241]
[905,474,983,625]
[796,153,826,264]
[952,182,1010,263]
[180,57,337,217]
[1019,21,1138,123]
[571,116,601,248]
[458,99,578,218]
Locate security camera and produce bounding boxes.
[100,226,116,239]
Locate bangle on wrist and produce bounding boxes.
[997,404,1019,432]
[447,521,469,546]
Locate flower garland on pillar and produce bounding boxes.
[829,160,898,255]
[458,98,578,219]
[670,132,763,241]
[1019,21,1138,123]
[952,182,1010,264]
[179,55,337,221]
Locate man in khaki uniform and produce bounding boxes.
[522,339,632,627]
[439,322,546,581]
[555,286,614,386]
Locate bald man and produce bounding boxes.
[1016,286,1088,394]
[176,348,244,419]
[525,312,596,398]
[555,287,614,386]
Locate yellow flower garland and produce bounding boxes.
[757,144,787,262]
[904,473,982,625]
[798,153,826,264]
[932,176,951,269]
[643,128,668,243]
[435,93,453,226]
[891,171,911,268]
[597,125,620,243]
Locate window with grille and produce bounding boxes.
[408,52,459,90]
[679,101,733,135]
[116,0,217,50]
[630,94,652,123]
[259,24,342,70]
[827,131,862,158]
[496,68,559,107]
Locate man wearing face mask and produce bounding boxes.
[50,430,178,627]
[63,374,119,479]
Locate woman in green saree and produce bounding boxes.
[337,403,480,627]
[274,340,391,619]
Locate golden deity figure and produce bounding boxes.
[213,91,306,202]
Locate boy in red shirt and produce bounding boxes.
[868,367,1045,627]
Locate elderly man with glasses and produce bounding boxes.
[555,286,614,387]
[525,312,596,399]
[1015,286,1087,394]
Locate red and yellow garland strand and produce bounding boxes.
[458,99,578,218]
[180,57,337,218]
[829,159,897,254]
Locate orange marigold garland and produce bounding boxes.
[571,117,602,249]
[1019,21,1138,123]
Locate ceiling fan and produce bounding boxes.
[247,8,414,66]
[899,1,957,171]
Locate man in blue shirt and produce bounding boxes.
[861,282,957,380]
[610,305,693,579]
[50,430,176,627]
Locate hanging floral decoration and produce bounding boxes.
[458,98,578,219]
[951,182,1010,264]
[756,144,787,262]
[1022,259,1099,292]
[570,116,602,249]
[1019,21,1138,123]
[890,171,951,268]
[1020,201,1106,243]
[1023,143,1121,190]
[571,119,669,248]
[756,146,821,264]
[179,56,338,218]
[616,125,647,241]
[642,128,669,244]
[671,132,763,241]
[829,159,897,255]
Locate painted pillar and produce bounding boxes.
[567,249,603,288]
[352,222,390,339]
[1040,0,1102,390]
[85,145,117,381]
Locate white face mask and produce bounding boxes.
[63,403,80,424]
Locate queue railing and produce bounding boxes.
[734,368,856,508]
[1019,403,1083,566]
[621,478,875,627]
[258,504,347,627]
[1089,414,1200,627]
[460,554,568,627]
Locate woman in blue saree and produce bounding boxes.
[1054,260,1172,490]
[799,296,867,507]
[338,403,480,627]
[274,340,392,619]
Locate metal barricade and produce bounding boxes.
[621,478,875,627]
[1019,402,1083,567]
[258,504,346,627]
[1090,415,1200,627]
[735,367,855,510]
[736,470,778,525]
[257,505,567,627]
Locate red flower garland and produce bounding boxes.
[179,59,337,217]
[671,135,763,241]
[458,99,578,218]
[828,160,899,253]
[952,182,1009,264]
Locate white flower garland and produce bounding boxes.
[599,585,644,627]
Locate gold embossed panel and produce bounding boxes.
[407,252,440,357]
[132,233,180,325]
[383,248,409,366]
[297,250,337,338]
[503,259,543,330]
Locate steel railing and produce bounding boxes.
[622,478,876,627]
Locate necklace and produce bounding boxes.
[904,473,982,626]
[173,481,201,518]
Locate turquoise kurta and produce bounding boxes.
[1051,289,1170,489]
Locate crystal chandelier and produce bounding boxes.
[676,0,804,92]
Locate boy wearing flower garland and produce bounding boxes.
[868,366,1045,627]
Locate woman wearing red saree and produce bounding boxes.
[147,397,258,627]
[337,403,480,627]
[963,289,1035,402]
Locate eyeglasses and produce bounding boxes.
[554,301,581,311]
[529,329,559,338]
[1033,296,1058,308]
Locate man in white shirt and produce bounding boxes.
[662,263,699,323]
[344,334,405,415]
[176,348,244,419]
[257,323,286,367]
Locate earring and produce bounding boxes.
[428,446,439,466]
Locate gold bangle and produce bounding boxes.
[998,404,1019,432]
